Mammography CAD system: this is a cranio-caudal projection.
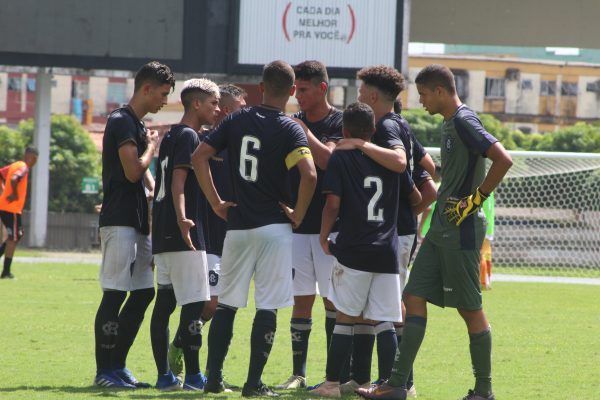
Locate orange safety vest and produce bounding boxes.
[0,161,29,214]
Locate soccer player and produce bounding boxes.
[309,102,419,398]
[167,84,248,386]
[276,60,343,390]
[150,78,220,391]
[0,147,38,279]
[357,64,513,400]
[94,61,175,388]
[191,60,317,397]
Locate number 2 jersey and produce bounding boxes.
[323,149,409,274]
[203,106,312,230]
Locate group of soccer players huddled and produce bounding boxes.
[94,58,511,400]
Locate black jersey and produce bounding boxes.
[152,124,205,254]
[99,106,150,234]
[323,150,400,274]
[203,106,311,230]
[199,130,229,256]
[289,109,343,234]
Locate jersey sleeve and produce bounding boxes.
[322,152,343,197]
[284,121,312,170]
[203,114,232,153]
[109,114,139,148]
[173,128,200,169]
[375,119,406,151]
[412,165,431,188]
[454,114,498,156]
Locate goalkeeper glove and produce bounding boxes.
[443,187,489,226]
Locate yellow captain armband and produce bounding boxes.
[285,146,312,169]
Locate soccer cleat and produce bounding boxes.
[204,379,233,394]
[355,380,407,400]
[306,379,325,390]
[340,379,371,395]
[461,389,495,400]
[94,371,136,389]
[223,379,240,390]
[113,367,151,388]
[275,374,306,389]
[155,371,182,391]
[183,372,208,391]
[308,380,341,398]
[167,341,184,380]
[371,379,417,398]
[241,382,280,397]
[0,273,15,279]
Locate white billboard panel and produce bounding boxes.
[238,0,398,69]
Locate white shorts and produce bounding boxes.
[154,250,210,306]
[99,226,154,291]
[398,234,416,290]
[206,253,222,297]
[218,224,293,309]
[292,233,337,297]
[328,261,402,323]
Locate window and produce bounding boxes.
[107,82,127,105]
[485,78,505,98]
[521,80,533,90]
[26,78,36,92]
[561,82,578,96]
[586,80,600,93]
[540,80,556,96]
[8,77,21,91]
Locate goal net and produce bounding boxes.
[425,148,600,278]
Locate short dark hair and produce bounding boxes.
[415,64,456,95]
[343,102,375,140]
[294,60,329,86]
[356,65,405,102]
[134,61,176,92]
[180,79,220,110]
[219,84,248,102]
[262,60,295,97]
[25,147,39,156]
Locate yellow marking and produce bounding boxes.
[285,146,312,169]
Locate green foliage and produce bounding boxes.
[17,115,101,212]
[403,108,600,153]
[0,126,27,167]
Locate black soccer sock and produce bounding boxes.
[291,317,312,377]
[150,287,177,375]
[470,327,493,396]
[111,287,155,369]
[325,309,336,350]
[375,322,398,380]
[2,257,13,276]
[388,315,427,387]
[395,324,414,388]
[350,323,375,384]
[246,309,277,387]
[325,323,353,382]
[180,301,205,376]
[94,290,127,372]
[0,241,6,259]
[173,325,183,348]
[207,305,237,382]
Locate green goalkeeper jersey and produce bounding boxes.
[427,105,498,250]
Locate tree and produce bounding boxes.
[0,126,27,167]
[18,115,102,212]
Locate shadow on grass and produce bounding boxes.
[0,386,315,399]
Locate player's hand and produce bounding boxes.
[212,200,236,221]
[147,129,159,148]
[320,237,333,255]
[279,202,303,229]
[335,138,365,151]
[443,187,489,226]
[177,218,197,250]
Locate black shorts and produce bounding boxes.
[0,211,23,241]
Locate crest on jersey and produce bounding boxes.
[209,270,219,286]
[445,135,455,152]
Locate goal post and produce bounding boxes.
[425,148,600,278]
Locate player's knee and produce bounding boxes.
[254,309,277,330]
[130,287,155,308]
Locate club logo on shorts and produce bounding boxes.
[188,320,203,335]
[209,270,219,286]
[102,321,119,336]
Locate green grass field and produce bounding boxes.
[0,261,599,399]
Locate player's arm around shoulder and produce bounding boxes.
[479,142,513,195]
[336,138,406,173]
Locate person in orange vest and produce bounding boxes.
[0,147,39,279]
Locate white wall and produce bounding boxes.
[576,76,600,119]
[89,77,108,115]
[50,75,72,115]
